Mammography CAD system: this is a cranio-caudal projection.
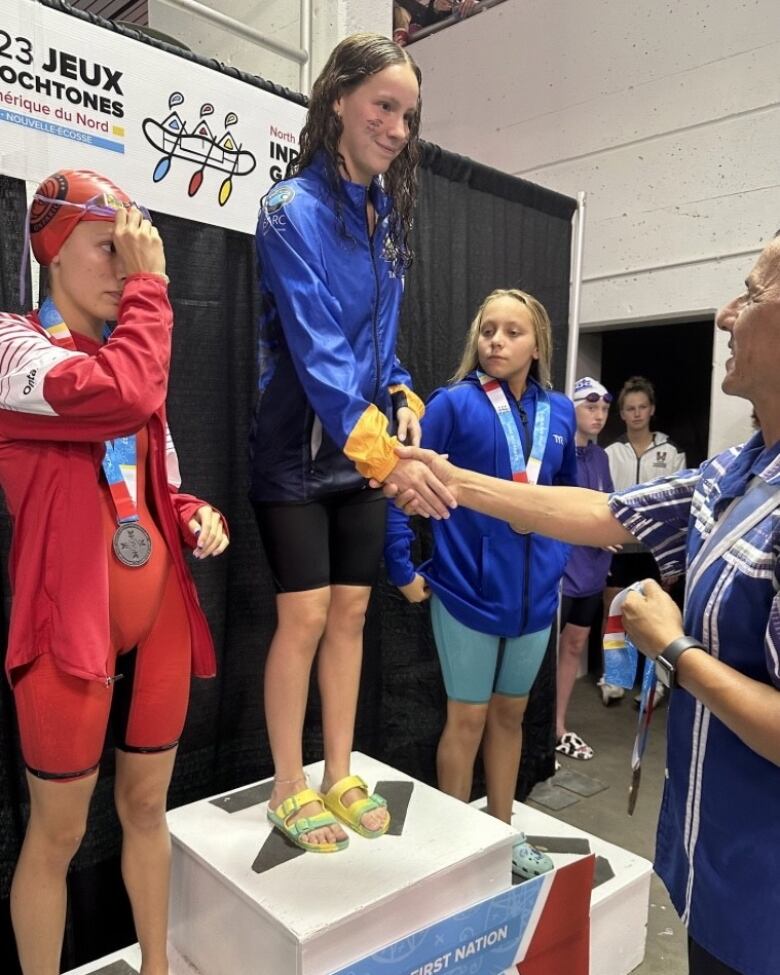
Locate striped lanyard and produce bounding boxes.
[37,298,139,525]
[477,372,550,484]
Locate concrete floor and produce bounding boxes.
[530,676,688,975]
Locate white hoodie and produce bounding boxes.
[605,432,687,493]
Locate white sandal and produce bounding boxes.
[555,731,594,760]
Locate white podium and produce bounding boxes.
[167,753,517,975]
[65,754,650,975]
[506,801,653,975]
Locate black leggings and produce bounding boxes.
[254,488,387,593]
[688,938,744,975]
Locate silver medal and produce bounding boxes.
[112,523,152,567]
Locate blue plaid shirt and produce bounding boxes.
[608,432,780,975]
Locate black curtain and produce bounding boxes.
[0,29,575,975]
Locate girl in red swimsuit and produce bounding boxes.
[1,170,229,975]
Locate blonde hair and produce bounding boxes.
[451,289,553,388]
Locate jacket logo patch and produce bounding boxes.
[381,232,400,275]
[654,450,667,466]
[22,369,38,395]
[553,434,565,445]
[264,186,295,214]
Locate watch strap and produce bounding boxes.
[656,636,705,688]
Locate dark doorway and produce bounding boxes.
[597,320,714,467]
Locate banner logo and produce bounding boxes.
[142,91,257,206]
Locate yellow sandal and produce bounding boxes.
[267,787,349,853]
[322,775,390,839]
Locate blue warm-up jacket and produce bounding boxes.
[384,374,577,636]
[250,152,423,502]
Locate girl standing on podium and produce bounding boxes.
[3,169,228,975]
[384,288,576,878]
[251,33,454,853]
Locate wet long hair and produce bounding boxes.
[288,32,422,269]
[451,289,554,389]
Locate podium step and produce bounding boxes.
[506,800,652,975]
[168,753,518,975]
[65,758,647,975]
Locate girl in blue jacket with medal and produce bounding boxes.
[251,34,454,856]
[384,288,577,877]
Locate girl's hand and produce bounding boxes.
[113,206,166,278]
[396,406,422,447]
[188,506,229,559]
[399,574,430,603]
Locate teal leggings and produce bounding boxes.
[430,595,551,704]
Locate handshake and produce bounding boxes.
[371,445,459,519]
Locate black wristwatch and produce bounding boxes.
[655,636,705,689]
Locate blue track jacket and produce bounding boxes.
[384,374,577,636]
[250,152,423,502]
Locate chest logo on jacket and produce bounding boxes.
[654,450,668,468]
[381,231,401,276]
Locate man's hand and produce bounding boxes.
[399,574,430,603]
[396,407,422,446]
[622,579,685,659]
[113,205,167,278]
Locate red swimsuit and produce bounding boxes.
[13,340,193,780]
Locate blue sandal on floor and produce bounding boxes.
[512,833,554,880]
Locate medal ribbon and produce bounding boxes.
[477,372,551,484]
[604,582,660,814]
[37,298,140,526]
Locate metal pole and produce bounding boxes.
[158,0,307,64]
[299,0,312,93]
[565,191,587,397]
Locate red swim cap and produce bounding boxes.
[29,170,132,266]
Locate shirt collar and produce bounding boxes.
[714,432,780,512]
[309,150,392,219]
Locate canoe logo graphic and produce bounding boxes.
[142,92,257,206]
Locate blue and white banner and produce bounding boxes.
[0,0,306,233]
[331,855,593,975]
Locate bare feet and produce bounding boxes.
[268,775,347,848]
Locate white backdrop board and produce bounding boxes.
[0,0,306,232]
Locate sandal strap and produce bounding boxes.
[325,775,387,812]
[327,774,368,802]
[283,810,340,839]
[563,731,589,749]
[275,787,323,820]
[340,793,387,819]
